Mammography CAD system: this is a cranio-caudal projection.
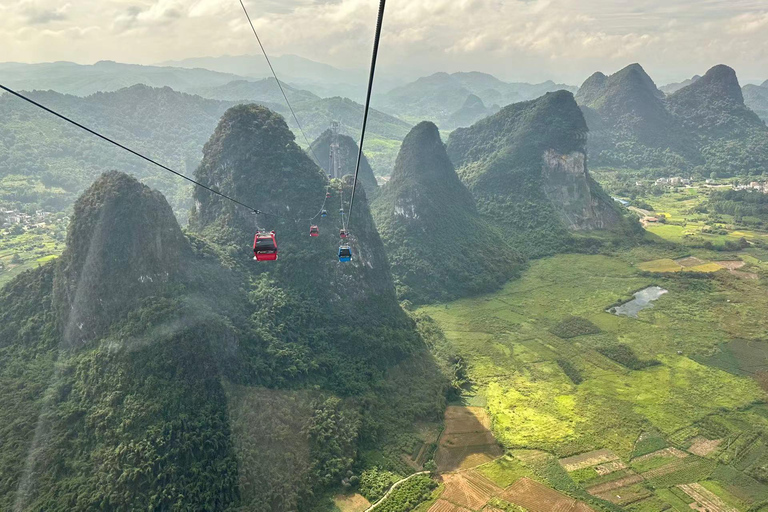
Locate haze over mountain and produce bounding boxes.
[377,72,576,129]
[448,91,627,257]
[0,60,248,97]
[372,122,521,303]
[0,106,446,510]
[577,63,768,175]
[309,129,378,194]
[660,75,701,95]
[744,81,768,125]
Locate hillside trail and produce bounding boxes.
[364,471,430,511]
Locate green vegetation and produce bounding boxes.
[596,344,661,370]
[448,90,637,259]
[550,316,602,339]
[358,468,401,502]
[372,474,437,512]
[0,105,447,511]
[372,121,523,303]
[578,64,768,176]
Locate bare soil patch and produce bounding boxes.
[428,499,472,512]
[592,483,652,505]
[677,256,707,267]
[586,474,643,495]
[687,437,723,457]
[678,483,738,512]
[559,449,619,472]
[632,447,688,463]
[436,407,503,472]
[501,478,595,512]
[716,260,746,270]
[731,270,759,280]
[335,493,371,512]
[438,470,502,510]
[594,460,627,476]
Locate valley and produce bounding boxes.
[414,248,768,511]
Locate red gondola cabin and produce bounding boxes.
[310,225,319,237]
[253,231,278,261]
[339,229,348,239]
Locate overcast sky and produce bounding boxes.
[1,0,767,86]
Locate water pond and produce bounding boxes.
[608,286,668,318]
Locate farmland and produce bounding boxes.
[418,244,768,510]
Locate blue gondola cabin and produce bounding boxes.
[338,245,352,262]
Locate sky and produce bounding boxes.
[1,0,767,86]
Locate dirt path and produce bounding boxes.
[365,471,430,512]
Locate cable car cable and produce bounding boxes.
[239,0,322,166]
[347,0,386,230]
[0,84,278,218]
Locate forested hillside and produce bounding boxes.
[447,91,630,257]
[0,84,408,223]
[0,85,239,217]
[372,122,522,303]
[577,64,768,175]
[0,105,447,511]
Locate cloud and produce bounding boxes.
[22,1,70,24]
[0,0,766,85]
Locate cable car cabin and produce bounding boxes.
[339,229,348,239]
[253,231,278,261]
[321,209,328,218]
[338,245,352,262]
[326,192,331,199]
[309,225,319,237]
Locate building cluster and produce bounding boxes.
[1,209,51,229]
[732,182,768,193]
[654,176,692,187]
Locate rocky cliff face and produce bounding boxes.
[447,91,623,255]
[542,150,620,230]
[53,171,188,346]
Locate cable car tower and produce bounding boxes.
[328,121,344,179]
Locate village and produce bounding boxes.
[0,209,55,230]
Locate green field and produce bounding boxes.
[419,249,768,510]
[0,225,65,288]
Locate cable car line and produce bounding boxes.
[347,0,386,230]
[239,0,322,166]
[0,84,276,218]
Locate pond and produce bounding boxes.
[608,286,668,318]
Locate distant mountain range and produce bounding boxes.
[375,71,578,129]
[0,60,247,96]
[744,80,768,124]
[577,63,768,175]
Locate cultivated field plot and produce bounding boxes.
[678,483,739,512]
[559,449,619,472]
[688,437,723,457]
[435,406,503,472]
[427,499,472,512]
[500,477,595,512]
[333,493,370,512]
[437,470,503,510]
[591,482,651,506]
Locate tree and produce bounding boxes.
[10,253,22,264]
[710,172,718,180]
